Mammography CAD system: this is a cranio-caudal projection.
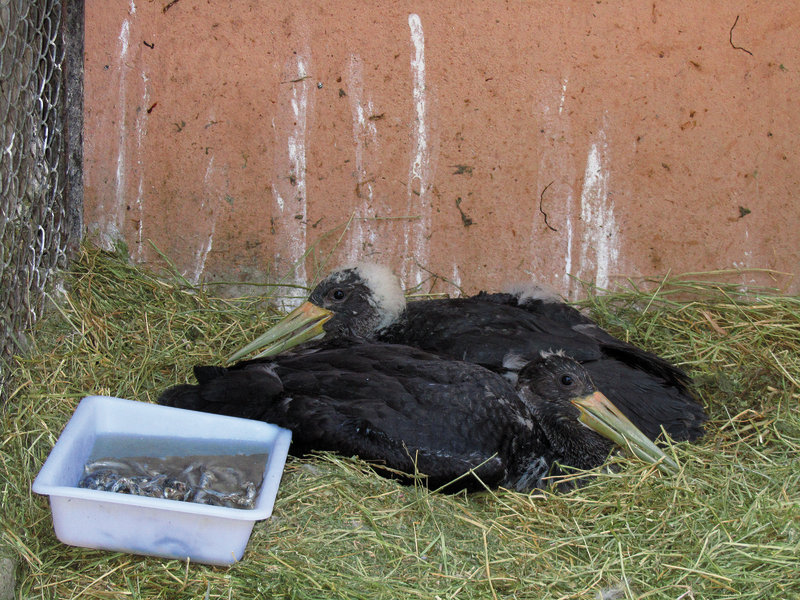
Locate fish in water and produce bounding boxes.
[229,264,706,443]
[78,453,268,509]
[160,342,677,492]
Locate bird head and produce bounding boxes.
[516,351,679,474]
[228,264,405,362]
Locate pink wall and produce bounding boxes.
[83,2,800,299]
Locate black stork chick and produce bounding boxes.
[228,264,706,443]
[160,343,677,492]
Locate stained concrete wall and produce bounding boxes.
[83,2,800,300]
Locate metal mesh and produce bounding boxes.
[0,0,72,401]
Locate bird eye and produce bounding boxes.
[560,375,574,386]
[331,289,346,301]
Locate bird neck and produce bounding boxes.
[537,415,613,472]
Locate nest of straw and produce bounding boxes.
[2,244,798,599]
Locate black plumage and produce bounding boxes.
[379,291,704,442]
[230,265,707,443]
[161,342,657,492]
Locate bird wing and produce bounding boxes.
[379,295,604,368]
[268,343,524,488]
[158,361,284,420]
[378,293,705,441]
[270,390,508,489]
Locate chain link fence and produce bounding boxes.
[1,0,80,402]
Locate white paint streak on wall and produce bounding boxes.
[271,54,312,307]
[190,154,219,284]
[405,13,432,288]
[558,76,575,296]
[103,17,131,250]
[564,203,574,287]
[452,263,462,295]
[287,58,309,286]
[732,227,756,289]
[345,55,379,264]
[577,129,619,291]
[272,184,285,212]
[558,77,568,116]
[533,74,575,298]
[132,71,150,261]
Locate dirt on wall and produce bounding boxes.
[83,1,800,300]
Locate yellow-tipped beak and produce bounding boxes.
[227,301,334,363]
[571,391,679,474]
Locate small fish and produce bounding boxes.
[78,453,268,509]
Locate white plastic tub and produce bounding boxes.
[32,395,292,566]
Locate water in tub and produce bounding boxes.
[77,434,269,509]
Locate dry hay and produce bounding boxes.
[2,245,798,599]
